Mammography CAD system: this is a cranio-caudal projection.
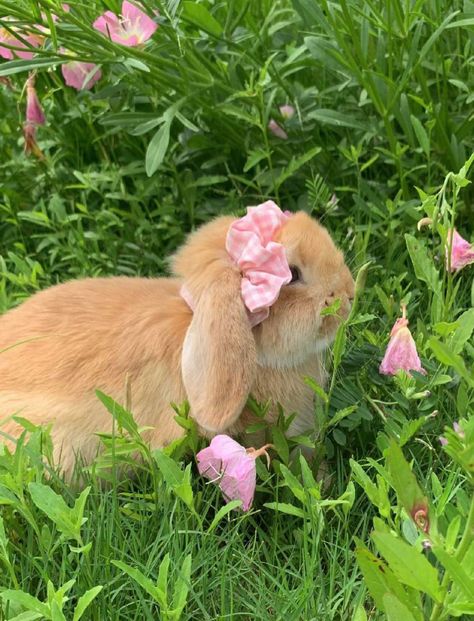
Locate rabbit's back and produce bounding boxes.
[0,277,191,472]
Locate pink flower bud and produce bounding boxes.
[453,421,465,439]
[26,75,45,126]
[268,119,288,140]
[446,229,474,272]
[379,306,425,376]
[279,104,295,120]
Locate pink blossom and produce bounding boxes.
[197,435,271,511]
[379,306,425,376]
[439,436,448,447]
[453,421,465,439]
[0,20,42,60]
[23,122,43,158]
[93,1,158,47]
[268,119,288,140]
[279,104,295,119]
[26,75,45,125]
[446,229,474,272]
[61,61,102,90]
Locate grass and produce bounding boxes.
[0,0,474,619]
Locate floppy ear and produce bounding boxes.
[181,269,257,433]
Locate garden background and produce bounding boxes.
[0,1,474,620]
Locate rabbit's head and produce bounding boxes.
[171,204,354,433]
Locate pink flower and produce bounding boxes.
[446,229,474,272]
[23,122,43,158]
[0,19,42,60]
[93,1,158,47]
[268,119,288,140]
[279,104,295,120]
[61,61,102,90]
[197,435,271,511]
[379,305,425,376]
[26,75,45,125]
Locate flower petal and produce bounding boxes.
[61,61,102,90]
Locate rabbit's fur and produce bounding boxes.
[0,211,354,477]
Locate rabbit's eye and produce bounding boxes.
[289,266,301,283]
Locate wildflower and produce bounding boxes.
[279,104,295,120]
[93,1,158,47]
[0,19,42,60]
[453,421,465,439]
[268,119,288,140]
[379,305,425,376]
[61,60,102,91]
[23,74,45,158]
[197,435,272,511]
[446,229,474,272]
[25,75,45,125]
[439,436,448,447]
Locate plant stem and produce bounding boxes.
[429,492,474,621]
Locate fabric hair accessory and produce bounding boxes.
[225,201,291,325]
[181,201,292,327]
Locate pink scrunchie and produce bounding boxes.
[181,201,291,327]
[225,201,291,326]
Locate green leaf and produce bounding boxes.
[0,56,60,77]
[8,612,43,621]
[28,483,81,541]
[432,546,474,601]
[207,500,242,532]
[355,543,419,615]
[428,337,473,386]
[146,122,171,177]
[170,554,192,620]
[307,109,368,131]
[385,441,428,526]
[279,464,306,502]
[73,586,103,621]
[274,146,321,189]
[304,376,329,403]
[50,600,67,621]
[352,603,367,621]
[404,234,440,295]
[451,309,474,354]
[371,531,442,602]
[157,553,170,608]
[182,2,223,37]
[95,390,140,437]
[154,451,194,508]
[244,149,269,172]
[410,115,430,156]
[326,406,358,429]
[383,593,418,621]
[447,602,474,615]
[0,515,9,560]
[271,426,289,464]
[112,560,166,605]
[264,502,305,518]
[0,591,49,618]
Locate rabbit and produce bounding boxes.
[0,207,355,478]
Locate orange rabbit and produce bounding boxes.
[0,206,354,477]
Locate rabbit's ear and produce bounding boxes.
[181,270,256,433]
